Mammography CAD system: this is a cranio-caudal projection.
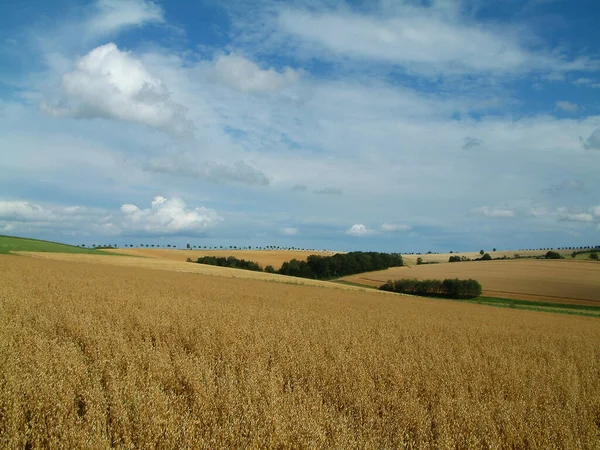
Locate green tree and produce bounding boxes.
[479,250,484,255]
[590,252,598,261]
[481,253,492,261]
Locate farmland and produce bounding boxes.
[2,254,600,448]
[341,259,600,306]
[0,235,115,255]
[105,248,338,270]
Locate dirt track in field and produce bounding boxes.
[341,259,600,306]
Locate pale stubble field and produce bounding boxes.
[1,255,600,448]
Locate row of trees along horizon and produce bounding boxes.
[84,244,600,253]
[83,244,327,251]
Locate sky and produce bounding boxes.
[0,0,599,252]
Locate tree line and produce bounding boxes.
[189,252,404,280]
[380,278,482,299]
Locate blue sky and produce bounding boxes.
[0,0,599,252]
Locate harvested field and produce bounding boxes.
[342,259,600,306]
[1,255,600,448]
[105,248,337,270]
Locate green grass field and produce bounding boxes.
[0,235,114,255]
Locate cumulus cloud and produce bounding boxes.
[0,197,221,236]
[119,196,222,235]
[88,0,163,38]
[314,187,343,195]
[281,227,298,236]
[209,53,300,93]
[0,201,52,222]
[346,224,373,236]
[555,101,579,112]
[558,205,600,224]
[41,43,193,134]
[381,223,411,231]
[471,206,515,218]
[580,129,600,150]
[144,158,270,186]
[462,136,484,150]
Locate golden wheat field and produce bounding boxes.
[105,248,337,270]
[2,254,600,448]
[342,259,600,306]
[14,252,367,292]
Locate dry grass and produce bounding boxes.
[342,259,600,306]
[105,248,338,270]
[2,255,600,448]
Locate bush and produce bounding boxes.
[545,251,562,260]
[449,255,461,263]
[416,257,424,265]
[481,253,492,261]
[380,278,482,299]
[590,252,599,261]
[195,256,263,272]
[264,265,276,273]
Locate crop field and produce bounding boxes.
[105,248,338,270]
[342,259,600,306]
[13,252,369,292]
[2,254,600,448]
[401,249,575,265]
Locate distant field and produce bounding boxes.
[0,235,113,255]
[341,259,600,306]
[401,249,575,265]
[106,248,338,270]
[2,254,600,448]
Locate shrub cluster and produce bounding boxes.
[545,251,562,260]
[194,256,263,272]
[380,278,482,299]
[279,252,403,280]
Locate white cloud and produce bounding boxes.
[561,212,594,223]
[346,224,374,236]
[276,6,593,77]
[209,53,300,93]
[119,196,222,235]
[281,227,298,236]
[590,205,600,217]
[581,129,600,150]
[88,0,164,38]
[0,197,221,237]
[381,223,411,232]
[471,206,515,218]
[41,43,193,134]
[556,101,579,112]
[574,78,600,88]
[0,201,52,222]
